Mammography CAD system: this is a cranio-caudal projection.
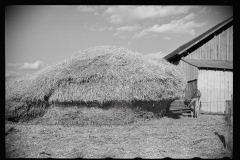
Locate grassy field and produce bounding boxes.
[5,114,232,158]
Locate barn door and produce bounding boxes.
[185,79,198,100]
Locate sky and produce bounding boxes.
[5,5,233,80]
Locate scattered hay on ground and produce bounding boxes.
[5,115,232,158]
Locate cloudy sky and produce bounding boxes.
[5,5,233,80]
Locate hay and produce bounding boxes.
[6,46,187,123]
[29,102,168,126]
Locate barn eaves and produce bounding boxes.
[182,58,233,71]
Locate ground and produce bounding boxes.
[5,114,232,158]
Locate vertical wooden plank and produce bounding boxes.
[193,50,196,59]
[223,31,226,60]
[198,47,201,59]
[222,30,225,61]
[205,43,207,59]
[218,71,222,112]
[225,30,227,61]
[221,71,224,112]
[209,70,212,112]
[229,71,233,99]
[222,71,225,112]
[219,32,222,60]
[217,34,219,60]
[208,70,212,112]
[227,28,229,61]
[227,71,230,100]
[214,36,217,60]
[210,38,213,60]
[213,70,216,112]
[195,49,198,59]
[202,43,205,59]
[230,26,233,61]
[199,70,203,110]
[205,43,208,60]
[205,70,209,112]
[209,39,211,59]
[216,35,218,60]
[208,40,211,60]
[215,70,218,112]
[199,70,204,111]
[197,48,200,59]
[225,71,228,101]
[216,71,220,112]
[229,27,231,61]
[207,40,210,60]
[221,31,224,60]
[223,71,227,113]
[212,36,215,60]
[223,30,225,60]
[216,34,219,60]
[202,70,207,112]
[211,38,214,59]
[192,50,195,59]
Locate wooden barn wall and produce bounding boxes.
[185,26,233,61]
[198,70,233,113]
[178,59,198,82]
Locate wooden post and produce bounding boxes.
[225,95,233,153]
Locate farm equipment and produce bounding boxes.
[168,89,202,118]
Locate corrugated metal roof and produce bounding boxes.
[164,16,233,60]
[182,58,233,70]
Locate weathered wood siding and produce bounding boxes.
[178,60,198,82]
[185,26,233,61]
[198,70,233,113]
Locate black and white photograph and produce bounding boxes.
[5,5,233,158]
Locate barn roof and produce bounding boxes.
[164,16,233,61]
[182,58,233,70]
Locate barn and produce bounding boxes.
[163,16,233,114]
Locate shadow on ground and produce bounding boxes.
[165,113,182,119]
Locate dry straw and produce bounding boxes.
[6,46,187,123]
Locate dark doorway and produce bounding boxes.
[185,79,198,100]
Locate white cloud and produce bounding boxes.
[77,5,106,13]
[163,36,171,40]
[127,41,131,45]
[113,24,141,37]
[97,26,108,31]
[133,13,208,38]
[77,6,99,12]
[198,7,210,14]
[103,6,196,23]
[20,61,43,70]
[90,24,108,32]
[90,23,98,31]
[5,70,20,79]
[6,63,22,67]
[120,35,127,40]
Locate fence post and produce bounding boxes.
[225,95,233,153]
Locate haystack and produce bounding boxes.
[6,46,187,125]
